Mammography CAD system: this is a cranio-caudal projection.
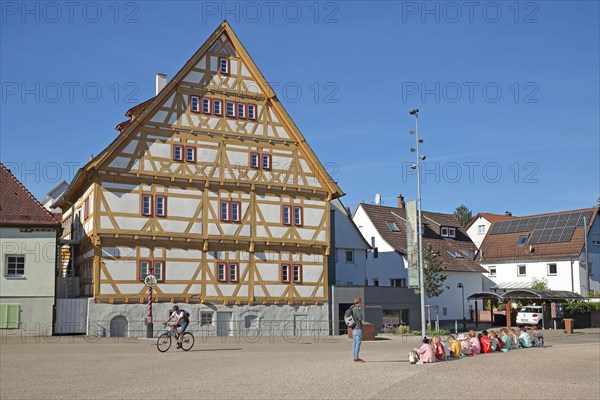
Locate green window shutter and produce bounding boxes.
[0,304,20,329]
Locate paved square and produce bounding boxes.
[1,329,599,399]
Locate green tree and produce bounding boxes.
[531,277,549,290]
[453,204,473,228]
[415,245,448,327]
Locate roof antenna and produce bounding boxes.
[375,193,382,205]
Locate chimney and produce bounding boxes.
[397,194,405,209]
[155,73,167,95]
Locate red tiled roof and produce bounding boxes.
[0,163,60,227]
[479,208,598,263]
[360,203,485,273]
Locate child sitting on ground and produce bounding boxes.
[499,328,511,352]
[413,337,436,364]
[468,330,481,355]
[488,331,500,351]
[508,328,519,349]
[431,336,447,361]
[531,326,544,347]
[447,335,461,358]
[480,330,493,353]
[458,333,471,356]
[519,326,532,348]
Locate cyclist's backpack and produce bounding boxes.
[344,306,356,328]
[181,309,190,320]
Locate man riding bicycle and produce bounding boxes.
[164,305,189,349]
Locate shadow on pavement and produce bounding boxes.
[186,348,243,352]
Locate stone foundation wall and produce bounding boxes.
[87,299,331,338]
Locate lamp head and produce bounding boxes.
[409,108,419,115]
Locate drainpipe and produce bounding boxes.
[570,259,574,293]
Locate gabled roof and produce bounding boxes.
[465,212,514,230]
[479,207,598,263]
[359,203,485,273]
[56,20,343,208]
[331,199,371,250]
[0,163,60,227]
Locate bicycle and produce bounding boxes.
[156,323,194,352]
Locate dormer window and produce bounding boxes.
[441,227,456,238]
[219,57,230,74]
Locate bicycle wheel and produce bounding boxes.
[156,333,172,352]
[181,332,194,351]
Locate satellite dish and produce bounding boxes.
[375,193,381,205]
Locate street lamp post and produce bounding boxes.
[409,108,426,338]
[457,282,466,331]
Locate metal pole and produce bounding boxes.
[414,111,426,338]
[146,286,153,338]
[461,285,466,331]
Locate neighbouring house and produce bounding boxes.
[478,207,600,296]
[327,198,373,333]
[352,195,487,327]
[41,180,68,213]
[0,163,61,333]
[329,198,370,287]
[52,21,343,337]
[466,212,514,249]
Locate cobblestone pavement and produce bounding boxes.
[1,328,598,399]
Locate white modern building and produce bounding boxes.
[479,208,600,296]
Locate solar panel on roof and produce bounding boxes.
[491,210,592,241]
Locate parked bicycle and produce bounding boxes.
[156,323,194,352]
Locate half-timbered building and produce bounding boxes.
[54,21,343,337]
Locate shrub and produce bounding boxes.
[564,301,600,314]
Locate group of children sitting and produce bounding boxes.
[410,326,544,364]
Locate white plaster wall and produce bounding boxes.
[482,259,586,294]
[0,228,56,297]
[0,297,54,333]
[147,141,170,159]
[352,205,395,252]
[466,216,491,249]
[104,259,137,281]
[430,272,485,321]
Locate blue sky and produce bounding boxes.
[1,1,599,217]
